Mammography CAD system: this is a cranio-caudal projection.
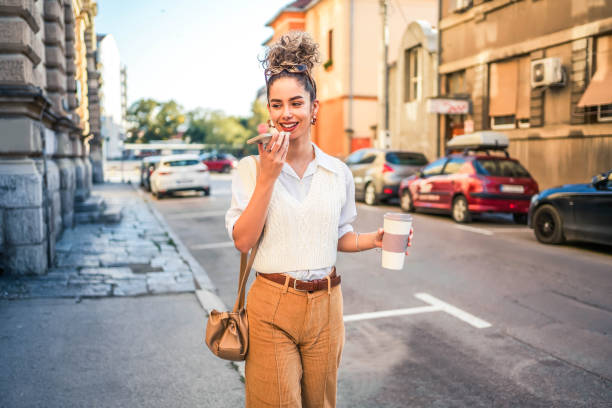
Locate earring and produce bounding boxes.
[311,116,317,125]
[268,119,275,128]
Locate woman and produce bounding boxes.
[225,31,412,408]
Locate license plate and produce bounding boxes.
[500,184,524,193]
[178,179,193,184]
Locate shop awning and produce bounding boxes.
[578,34,612,107]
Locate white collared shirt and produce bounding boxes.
[225,143,357,281]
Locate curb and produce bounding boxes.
[131,184,246,380]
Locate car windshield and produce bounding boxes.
[385,152,428,166]
[165,159,200,167]
[474,159,531,178]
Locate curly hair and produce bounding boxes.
[261,31,321,102]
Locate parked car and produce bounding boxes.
[140,155,163,192]
[345,148,428,205]
[398,132,539,224]
[150,154,210,198]
[200,152,238,173]
[528,169,612,246]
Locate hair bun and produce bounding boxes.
[262,31,320,73]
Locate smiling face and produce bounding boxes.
[267,76,319,141]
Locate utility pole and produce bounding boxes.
[379,0,390,149]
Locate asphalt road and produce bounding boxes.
[150,172,612,407]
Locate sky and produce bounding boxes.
[95,0,290,117]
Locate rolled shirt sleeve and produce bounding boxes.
[337,161,357,239]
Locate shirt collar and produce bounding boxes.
[312,143,340,174]
[281,142,340,179]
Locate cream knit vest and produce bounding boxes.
[253,160,346,273]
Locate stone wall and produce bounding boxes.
[0,0,99,275]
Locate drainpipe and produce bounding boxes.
[348,0,354,153]
[436,0,442,158]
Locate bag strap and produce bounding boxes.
[233,156,262,313]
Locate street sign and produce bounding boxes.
[427,98,470,114]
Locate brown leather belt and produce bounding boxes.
[257,268,341,292]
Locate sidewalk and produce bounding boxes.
[0,182,244,407]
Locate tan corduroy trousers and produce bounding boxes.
[245,273,345,408]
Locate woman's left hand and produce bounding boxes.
[373,228,413,255]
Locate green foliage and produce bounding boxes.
[126,97,269,149]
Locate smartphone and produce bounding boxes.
[246,134,273,145]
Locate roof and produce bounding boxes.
[265,0,313,27]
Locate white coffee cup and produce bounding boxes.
[382,213,413,270]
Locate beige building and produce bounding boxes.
[437,0,612,189]
[0,0,102,275]
[266,0,437,157]
[389,20,439,161]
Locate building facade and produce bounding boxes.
[0,0,102,275]
[265,0,437,157]
[97,33,126,160]
[437,0,612,189]
[389,20,438,161]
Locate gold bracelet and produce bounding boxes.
[355,232,360,252]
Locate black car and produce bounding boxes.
[528,170,612,245]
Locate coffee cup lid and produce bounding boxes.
[384,212,413,222]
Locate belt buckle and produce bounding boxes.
[292,279,308,292]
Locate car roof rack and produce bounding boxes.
[445,131,510,158]
[458,147,510,158]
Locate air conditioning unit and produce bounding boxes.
[453,0,472,13]
[531,58,565,88]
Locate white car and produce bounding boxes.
[150,154,211,198]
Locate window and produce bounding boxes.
[421,158,447,177]
[598,104,612,122]
[447,70,466,96]
[489,56,530,129]
[442,158,466,174]
[324,30,333,70]
[474,159,531,178]
[165,159,200,167]
[358,152,377,164]
[404,47,420,102]
[345,150,365,165]
[385,152,428,166]
[578,34,612,121]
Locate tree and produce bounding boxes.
[126,98,159,143]
[155,100,185,139]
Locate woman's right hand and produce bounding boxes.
[257,127,289,184]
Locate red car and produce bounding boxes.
[200,152,237,173]
[399,152,539,224]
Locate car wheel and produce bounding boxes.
[364,182,378,206]
[400,189,414,212]
[452,195,471,223]
[222,165,230,173]
[533,204,564,244]
[513,213,528,225]
[203,187,211,196]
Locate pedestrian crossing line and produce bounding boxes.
[343,292,492,329]
[415,293,492,329]
[189,241,235,250]
[167,210,227,220]
[454,225,494,236]
[343,306,440,322]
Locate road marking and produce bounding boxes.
[189,241,235,250]
[415,293,492,328]
[167,210,227,220]
[454,225,494,236]
[343,292,491,329]
[343,306,440,322]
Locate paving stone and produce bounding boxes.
[80,267,135,280]
[56,253,100,268]
[68,282,112,297]
[112,279,148,296]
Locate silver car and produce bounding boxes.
[345,149,428,205]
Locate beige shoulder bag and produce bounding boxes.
[205,156,261,361]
